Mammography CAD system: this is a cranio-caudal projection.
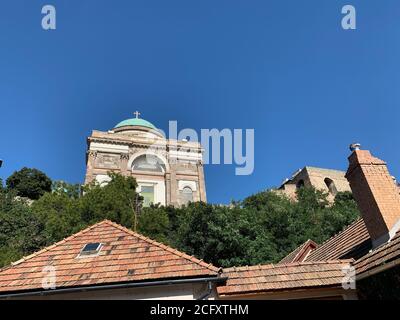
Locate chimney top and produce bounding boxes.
[349,143,361,152]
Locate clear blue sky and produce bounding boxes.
[0,1,399,204]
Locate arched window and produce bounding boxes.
[132,154,166,173]
[181,187,193,204]
[324,178,338,195]
[296,179,305,189]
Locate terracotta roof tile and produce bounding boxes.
[217,260,353,296]
[354,230,400,276]
[305,218,372,262]
[0,220,220,294]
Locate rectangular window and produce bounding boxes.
[77,243,103,258]
[180,187,194,205]
[141,186,154,207]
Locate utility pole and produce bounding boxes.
[0,160,3,189]
[134,193,142,232]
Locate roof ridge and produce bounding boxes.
[304,166,346,173]
[102,220,220,273]
[0,220,108,271]
[223,259,353,273]
[223,264,274,272]
[283,259,353,266]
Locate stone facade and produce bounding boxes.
[278,166,351,201]
[85,117,207,207]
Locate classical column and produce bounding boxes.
[120,153,130,176]
[197,161,207,202]
[169,164,178,206]
[85,150,97,184]
[165,172,171,205]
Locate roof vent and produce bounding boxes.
[77,242,103,258]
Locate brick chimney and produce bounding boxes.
[345,146,400,247]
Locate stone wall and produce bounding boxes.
[278,167,351,202]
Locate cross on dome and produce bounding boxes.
[113,112,157,130]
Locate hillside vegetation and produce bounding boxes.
[0,168,359,268]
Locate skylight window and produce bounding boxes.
[77,242,103,258]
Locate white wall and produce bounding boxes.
[15,283,216,300]
[90,142,129,154]
[95,174,112,186]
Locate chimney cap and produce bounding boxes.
[349,143,361,152]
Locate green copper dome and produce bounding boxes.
[114,118,157,130]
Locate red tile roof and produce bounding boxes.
[0,220,220,294]
[305,218,371,262]
[279,239,317,264]
[217,260,353,296]
[354,230,400,277]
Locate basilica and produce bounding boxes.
[84,112,207,207]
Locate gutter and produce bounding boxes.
[0,276,228,299]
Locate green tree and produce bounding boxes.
[0,188,45,267]
[0,167,360,270]
[173,202,278,267]
[33,173,143,243]
[138,204,171,244]
[6,167,52,200]
[242,191,294,262]
[328,191,360,235]
[134,187,359,268]
[31,192,82,246]
[79,173,141,228]
[242,187,360,262]
[52,181,81,199]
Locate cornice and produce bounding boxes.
[88,136,203,153]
